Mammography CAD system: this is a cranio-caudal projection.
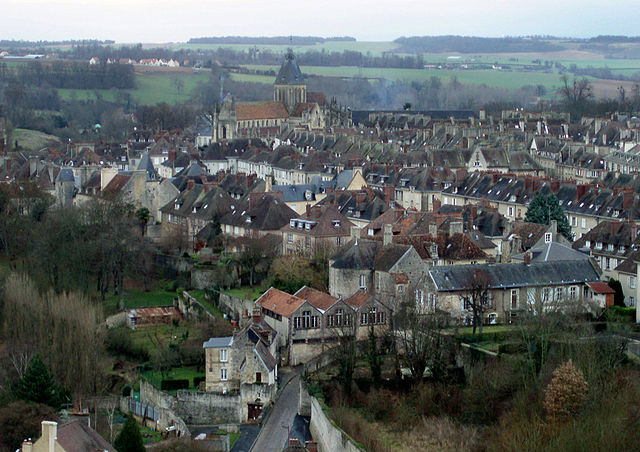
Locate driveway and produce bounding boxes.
[251,369,300,452]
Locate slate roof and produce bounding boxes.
[222,194,297,231]
[331,239,411,271]
[56,420,114,452]
[512,242,590,262]
[284,204,354,237]
[136,151,159,180]
[254,340,277,372]
[56,167,75,182]
[275,49,305,85]
[256,287,305,317]
[430,260,600,292]
[203,336,234,348]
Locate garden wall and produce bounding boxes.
[310,397,364,452]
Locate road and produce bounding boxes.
[251,370,300,452]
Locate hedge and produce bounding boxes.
[161,379,189,391]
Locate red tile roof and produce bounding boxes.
[256,287,305,317]
[587,281,616,294]
[294,286,338,312]
[344,290,373,309]
[236,102,289,121]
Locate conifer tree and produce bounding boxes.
[525,193,572,240]
[114,415,145,452]
[14,354,66,409]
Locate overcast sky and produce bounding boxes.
[2,0,637,43]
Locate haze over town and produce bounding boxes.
[2,0,639,42]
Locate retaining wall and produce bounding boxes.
[310,397,364,452]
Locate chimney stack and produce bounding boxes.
[252,307,262,324]
[429,222,438,237]
[383,224,393,246]
[350,225,360,241]
[449,220,464,235]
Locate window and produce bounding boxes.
[416,289,424,306]
[336,309,343,326]
[508,206,514,217]
[428,293,436,309]
[376,273,381,291]
[607,244,614,251]
[361,312,368,325]
[586,240,591,248]
[555,287,563,301]
[327,314,335,327]
[629,296,636,307]
[311,316,318,328]
[543,287,551,302]
[581,218,586,228]
[571,217,578,227]
[544,232,552,244]
[631,276,637,289]
[359,274,366,290]
[303,310,311,328]
[511,289,518,309]
[219,349,228,362]
[220,368,228,381]
[569,286,577,299]
[287,233,293,243]
[595,242,603,250]
[305,237,311,248]
[368,228,374,236]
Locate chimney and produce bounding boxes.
[550,219,557,234]
[350,225,360,241]
[430,243,438,259]
[306,203,311,216]
[429,222,438,237]
[168,148,177,162]
[356,191,367,204]
[623,190,633,209]
[249,192,262,210]
[576,184,588,200]
[479,109,486,121]
[252,307,262,324]
[383,184,395,204]
[383,224,393,246]
[432,198,441,211]
[632,223,638,240]
[247,173,256,188]
[187,179,195,190]
[449,220,463,235]
[265,175,273,193]
[42,421,57,452]
[536,121,542,135]
[21,440,33,452]
[550,180,559,192]
[523,251,531,265]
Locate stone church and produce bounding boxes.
[213,49,330,141]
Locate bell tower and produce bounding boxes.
[274,49,306,113]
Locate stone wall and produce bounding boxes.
[178,291,217,322]
[310,397,364,452]
[139,379,273,424]
[119,395,190,438]
[218,292,256,325]
[191,268,218,290]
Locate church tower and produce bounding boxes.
[274,49,306,113]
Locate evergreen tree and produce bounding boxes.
[114,415,145,452]
[525,193,572,240]
[14,354,66,409]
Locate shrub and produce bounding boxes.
[160,379,189,391]
[543,359,587,423]
[106,329,150,362]
[193,376,206,389]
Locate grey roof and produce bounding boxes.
[275,49,304,85]
[203,336,234,348]
[254,340,277,372]
[334,170,354,189]
[512,242,590,263]
[136,151,159,180]
[430,260,600,291]
[56,167,75,182]
[184,162,204,177]
[272,184,319,202]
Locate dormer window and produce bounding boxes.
[619,245,626,253]
[544,232,552,244]
[368,228,374,236]
[305,222,311,231]
[595,242,603,250]
[290,219,296,229]
[586,240,591,248]
[333,220,341,228]
[192,207,197,213]
[607,244,614,251]
[297,222,303,230]
[174,203,180,210]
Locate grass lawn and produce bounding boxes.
[228,432,241,448]
[224,286,265,301]
[103,288,177,315]
[143,366,205,390]
[187,289,225,318]
[456,325,515,335]
[140,424,164,444]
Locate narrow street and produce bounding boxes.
[251,370,300,452]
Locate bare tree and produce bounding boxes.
[331,317,358,396]
[460,269,491,335]
[395,300,449,383]
[558,75,593,118]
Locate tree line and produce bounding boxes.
[188,36,355,45]
[1,60,135,90]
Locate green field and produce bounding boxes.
[103,288,177,314]
[57,70,211,104]
[13,128,62,151]
[172,40,398,56]
[240,64,568,90]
